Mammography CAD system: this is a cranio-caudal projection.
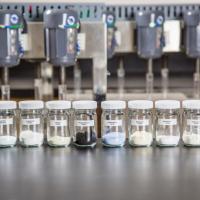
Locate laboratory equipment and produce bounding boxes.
[19,100,44,147]
[0,10,24,100]
[0,101,17,147]
[128,100,153,147]
[182,100,200,146]
[155,100,180,147]
[72,100,97,148]
[46,100,71,147]
[101,100,126,147]
[136,10,165,98]
[44,9,79,100]
[184,11,200,98]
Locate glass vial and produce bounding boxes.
[72,101,97,148]
[182,100,200,146]
[155,100,180,147]
[19,101,44,147]
[101,100,126,147]
[128,100,153,147]
[46,101,71,147]
[0,101,17,147]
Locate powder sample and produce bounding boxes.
[74,131,96,147]
[20,130,44,146]
[156,135,179,146]
[0,135,17,147]
[183,133,200,146]
[102,132,125,147]
[48,136,71,147]
[129,131,153,146]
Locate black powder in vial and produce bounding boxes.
[74,113,97,147]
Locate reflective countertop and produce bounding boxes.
[0,142,200,200]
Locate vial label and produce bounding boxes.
[76,120,94,127]
[50,120,67,127]
[104,120,122,127]
[187,119,200,126]
[158,119,177,126]
[131,119,149,126]
[0,118,13,125]
[22,118,40,125]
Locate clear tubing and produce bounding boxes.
[73,62,81,99]
[193,58,200,99]
[58,65,67,100]
[146,59,154,100]
[1,67,10,100]
[117,58,125,99]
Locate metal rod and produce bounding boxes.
[146,59,154,99]
[74,61,82,99]
[196,58,200,75]
[61,65,66,85]
[148,59,153,74]
[1,67,10,100]
[161,56,169,98]
[59,65,67,100]
[117,57,125,98]
[193,58,200,99]
[3,67,9,85]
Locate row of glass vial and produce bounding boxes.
[0,99,200,148]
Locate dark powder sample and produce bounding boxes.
[75,131,97,146]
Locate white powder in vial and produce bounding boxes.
[183,133,200,146]
[20,130,44,146]
[156,135,180,146]
[48,136,71,147]
[129,131,153,146]
[0,136,17,147]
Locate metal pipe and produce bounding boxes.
[3,67,9,85]
[61,65,66,85]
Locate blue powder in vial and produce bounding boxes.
[102,132,125,147]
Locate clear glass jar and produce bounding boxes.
[46,101,71,147]
[72,101,97,148]
[0,101,17,147]
[128,100,153,147]
[101,100,126,147]
[182,100,200,146]
[155,100,180,147]
[19,100,44,147]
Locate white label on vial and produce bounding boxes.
[50,120,67,127]
[131,119,149,126]
[158,119,177,126]
[104,120,122,127]
[187,119,200,126]
[0,118,13,125]
[76,120,94,127]
[22,118,40,125]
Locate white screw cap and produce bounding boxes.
[101,100,126,110]
[19,100,44,110]
[128,100,153,109]
[72,100,97,110]
[0,101,17,110]
[155,100,180,109]
[46,101,71,110]
[182,100,200,109]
